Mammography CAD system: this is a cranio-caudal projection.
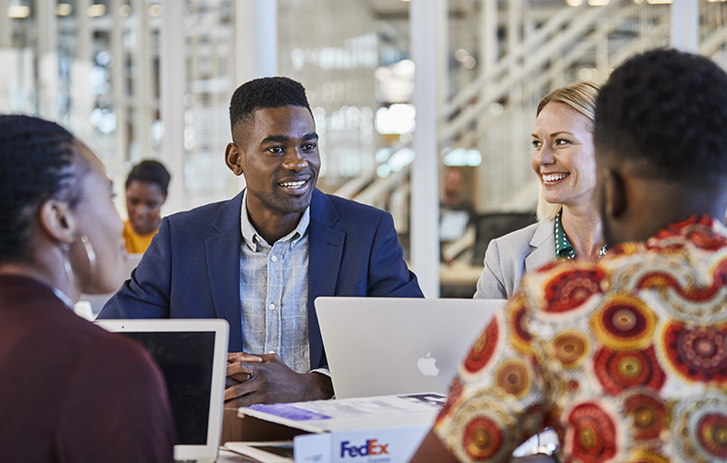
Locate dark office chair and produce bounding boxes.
[471,212,537,266]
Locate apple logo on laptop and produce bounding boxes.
[417,352,440,377]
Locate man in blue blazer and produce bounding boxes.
[99,77,423,406]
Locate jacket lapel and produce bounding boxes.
[205,191,245,351]
[524,219,556,273]
[307,190,345,367]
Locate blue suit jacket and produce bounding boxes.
[99,189,423,369]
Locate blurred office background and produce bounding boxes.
[1,0,726,297]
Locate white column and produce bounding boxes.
[411,0,442,298]
[480,0,497,73]
[109,0,129,216]
[437,0,448,112]
[132,0,153,161]
[110,0,128,164]
[71,0,95,143]
[0,0,11,48]
[234,0,278,84]
[75,0,91,60]
[160,0,186,214]
[36,0,58,120]
[232,0,278,193]
[671,0,699,53]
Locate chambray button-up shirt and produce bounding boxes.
[239,191,311,374]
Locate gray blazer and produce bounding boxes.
[474,220,556,299]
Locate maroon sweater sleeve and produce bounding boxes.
[54,336,176,463]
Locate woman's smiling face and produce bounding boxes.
[531,101,596,210]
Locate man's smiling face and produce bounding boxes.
[232,105,320,220]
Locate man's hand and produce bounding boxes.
[224,352,334,408]
[226,352,263,387]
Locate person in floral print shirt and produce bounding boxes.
[411,48,727,463]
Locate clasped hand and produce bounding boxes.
[224,352,333,408]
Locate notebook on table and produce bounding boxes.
[314,297,506,399]
[95,319,229,463]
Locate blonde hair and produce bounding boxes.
[535,81,600,222]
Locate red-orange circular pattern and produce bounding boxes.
[464,319,499,373]
[511,305,532,343]
[567,403,617,463]
[697,413,727,458]
[686,229,727,251]
[663,322,727,383]
[495,360,530,397]
[594,346,665,394]
[436,377,464,425]
[543,269,603,313]
[623,394,666,440]
[600,301,648,339]
[553,331,589,368]
[652,215,705,240]
[462,416,503,461]
[624,449,671,463]
[713,258,727,286]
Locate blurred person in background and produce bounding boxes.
[124,159,171,254]
[0,115,175,462]
[440,167,476,264]
[474,81,604,299]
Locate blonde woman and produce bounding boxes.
[474,82,605,299]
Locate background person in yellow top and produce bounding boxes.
[123,160,171,253]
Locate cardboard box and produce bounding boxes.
[231,393,444,463]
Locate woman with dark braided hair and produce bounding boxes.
[0,115,175,462]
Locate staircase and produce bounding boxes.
[339,0,727,230]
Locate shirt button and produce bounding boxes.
[271,255,278,262]
[268,303,275,311]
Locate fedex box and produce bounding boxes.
[293,424,430,463]
[236,394,443,463]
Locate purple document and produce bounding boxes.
[247,403,332,421]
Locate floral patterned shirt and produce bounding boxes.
[434,215,727,463]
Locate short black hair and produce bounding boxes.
[594,48,727,182]
[0,115,80,262]
[229,76,311,133]
[125,160,171,197]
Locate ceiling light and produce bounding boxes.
[119,4,131,17]
[7,5,30,18]
[148,4,162,17]
[566,0,583,5]
[56,3,72,16]
[87,4,106,17]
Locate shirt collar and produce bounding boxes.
[240,190,311,251]
[554,210,607,260]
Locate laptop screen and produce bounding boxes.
[95,319,229,462]
[119,331,215,445]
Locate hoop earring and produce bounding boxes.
[60,242,73,284]
[80,235,97,278]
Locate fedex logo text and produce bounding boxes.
[340,439,389,458]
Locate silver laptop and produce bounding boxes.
[315,297,505,399]
[95,319,229,463]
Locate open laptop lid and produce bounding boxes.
[315,297,505,399]
[95,319,228,463]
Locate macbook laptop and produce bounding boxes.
[95,319,229,463]
[315,297,505,399]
